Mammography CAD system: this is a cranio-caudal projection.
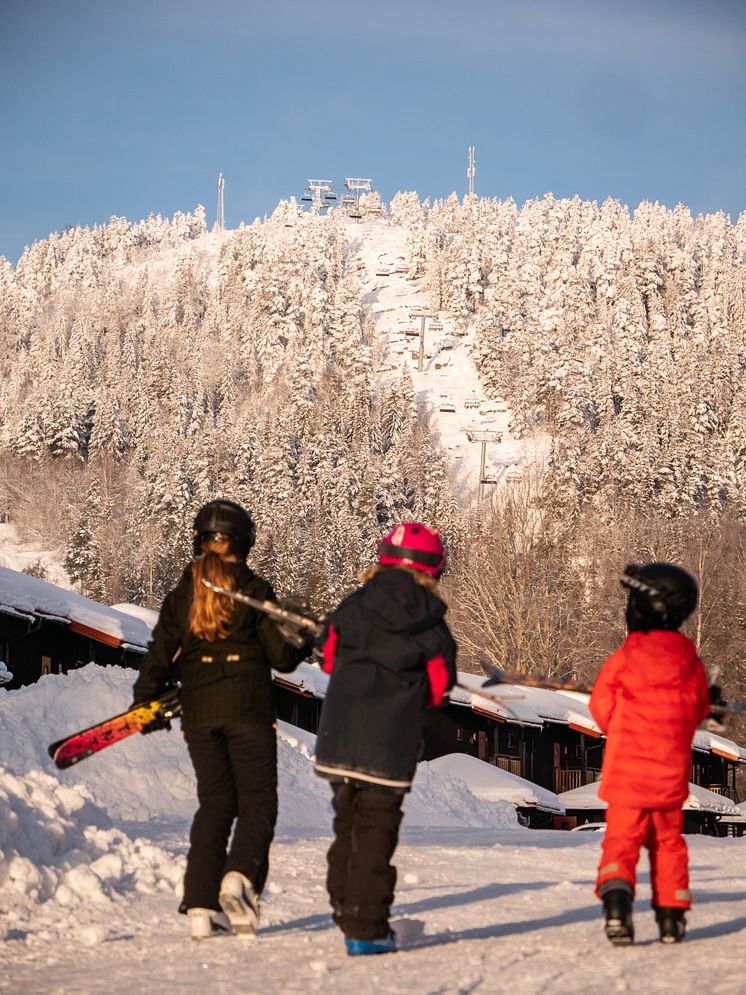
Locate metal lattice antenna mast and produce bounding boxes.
[467,146,476,197]
[216,172,225,231]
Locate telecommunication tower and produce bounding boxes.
[467,146,476,197]
[216,172,225,231]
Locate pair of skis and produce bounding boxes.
[47,584,744,769]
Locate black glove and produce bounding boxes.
[276,597,316,651]
[140,710,172,735]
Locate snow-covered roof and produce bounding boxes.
[558,779,738,815]
[428,753,565,814]
[0,566,151,651]
[692,728,746,762]
[450,671,541,726]
[272,660,330,698]
[110,603,160,629]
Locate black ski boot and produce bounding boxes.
[603,889,634,946]
[655,907,686,944]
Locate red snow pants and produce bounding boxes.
[596,805,691,909]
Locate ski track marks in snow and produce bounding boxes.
[5,835,746,995]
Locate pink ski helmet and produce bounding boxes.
[377,522,447,577]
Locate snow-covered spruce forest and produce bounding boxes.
[2,193,746,694]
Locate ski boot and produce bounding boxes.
[655,907,686,944]
[219,871,260,937]
[345,932,397,956]
[187,908,233,941]
[603,889,634,946]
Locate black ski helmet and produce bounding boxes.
[620,562,698,632]
[192,500,256,559]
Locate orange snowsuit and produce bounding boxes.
[589,630,710,908]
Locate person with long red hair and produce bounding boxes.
[132,499,311,941]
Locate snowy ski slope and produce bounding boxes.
[347,217,540,504]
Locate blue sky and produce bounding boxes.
[1,0,744,263]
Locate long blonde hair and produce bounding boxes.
[358,562,440,595]
[189,539,237,640]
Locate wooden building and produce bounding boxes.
[0,566,151,689]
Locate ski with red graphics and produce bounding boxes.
[48,687,181,769]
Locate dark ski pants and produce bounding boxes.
[182,723,277,911]
[326,782,404,940]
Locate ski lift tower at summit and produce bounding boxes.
[301,179,336,213]
[344,178,372,220]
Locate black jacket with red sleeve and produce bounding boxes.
[314,568,457,792]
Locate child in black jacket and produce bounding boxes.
[314,522,457,955]
[133,500,310,940]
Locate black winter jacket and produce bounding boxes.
[133,562,308,728]
[314,569,457,792]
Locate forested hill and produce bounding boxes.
[2,193,746,690]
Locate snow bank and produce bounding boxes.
[2,665,196,822]
[0,766,184,938]
[2,666,520,835]
[427,753,564,814]
[407,760,519,829]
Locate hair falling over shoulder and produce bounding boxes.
[189,539,237,641]
[358,562,440,595]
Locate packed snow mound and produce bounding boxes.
[407,760,519,829]
[428,753,564,814]
[3,665,196,822]
[2,665,519,832]
[0,766,184,938]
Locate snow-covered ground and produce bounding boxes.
[3,666,746,994]
[0,523,70,590]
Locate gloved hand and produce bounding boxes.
[140,710,172,735]
[276,597,317,652]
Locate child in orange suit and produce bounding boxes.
[589,562,710,945]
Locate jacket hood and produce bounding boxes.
[359,569,446,635]
[622,630,702,688]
